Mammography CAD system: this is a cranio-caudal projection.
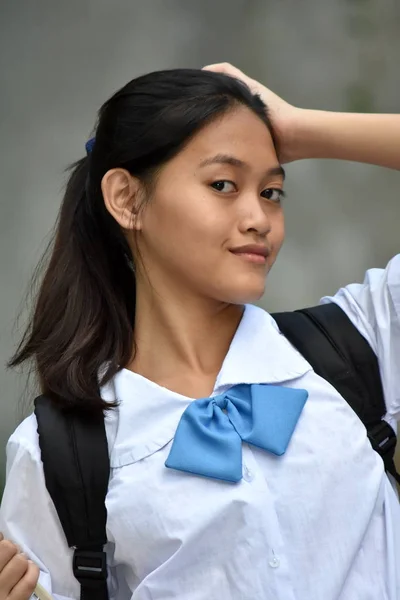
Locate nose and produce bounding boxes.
[238,195,272,237]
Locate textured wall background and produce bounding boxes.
[1,0,399,488]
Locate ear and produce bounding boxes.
[101,168,144,231]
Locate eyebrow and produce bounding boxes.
[199,153,286,180]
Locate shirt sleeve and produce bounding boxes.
[0,415,79,600]
[320,253,400,429]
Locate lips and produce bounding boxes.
[229,244,270,257]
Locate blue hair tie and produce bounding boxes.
[85,137,96,155]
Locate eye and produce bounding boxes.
[261,188,286,203]
[210,180,237,193]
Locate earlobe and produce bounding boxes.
[101,168,142,231]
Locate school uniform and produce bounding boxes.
[0,255,399,600]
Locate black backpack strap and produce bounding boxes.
[34,396,110,600]
[272,302,400,485]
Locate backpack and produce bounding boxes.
[34,302,399,600]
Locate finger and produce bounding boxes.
[8,560,39,600]
[202,63,256,91]
[202,62,235,71]
[0,552,29,596]
[203,62,245,77]
[0,539,19,572]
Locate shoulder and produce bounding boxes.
[321,254,400,351]
[329,253,399,307]
[321,254,400,425]
[2,415,46,502]
[6,414,41,464]
[5,401,120,472]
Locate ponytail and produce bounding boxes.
[9,156,136,413]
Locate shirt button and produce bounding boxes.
[243,465,254,482]
[269,556,280,569]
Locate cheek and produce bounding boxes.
[268,213,285,266]
[173,183,232,233]
[140,191,228,262]
[273,212,285,249]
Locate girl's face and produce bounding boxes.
[135,106,285,304]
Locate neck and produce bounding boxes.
[127,282,244,390]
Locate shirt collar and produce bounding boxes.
[105,304,312,468]
[214,304,311,392]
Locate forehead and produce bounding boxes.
[180,106,276,166]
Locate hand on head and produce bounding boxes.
[203,62,300,163]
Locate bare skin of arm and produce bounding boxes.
[204,63,400,171]
[290,110,400,170]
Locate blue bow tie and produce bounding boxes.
[165,383,308,483]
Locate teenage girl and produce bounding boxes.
[0,62,399,600]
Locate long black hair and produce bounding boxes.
[9,69,274,414]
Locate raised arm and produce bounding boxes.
[291,111,400,170]
[204,63,400,170]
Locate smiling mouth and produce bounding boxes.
[229,244,269,265]
[230,251,267,264]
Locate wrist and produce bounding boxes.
[282,108,321,163]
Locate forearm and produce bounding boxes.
[290,110,400,170]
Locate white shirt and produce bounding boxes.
[1,256,400,600]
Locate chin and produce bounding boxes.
[235,288,265,304]
[216,279,267,305]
